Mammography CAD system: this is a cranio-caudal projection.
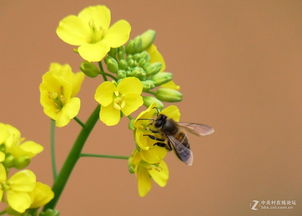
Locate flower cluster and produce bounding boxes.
[0,123,54,214]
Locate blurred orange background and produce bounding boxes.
[1,0,302,215]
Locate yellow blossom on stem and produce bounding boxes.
[94,77,143,126]
[29,182,54,208]
[56,5,131,62]
[134,103,180,150]
[40,63,85,127]
[0,164,36,213]
[128,148,169,197]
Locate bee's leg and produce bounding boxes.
[143,134,165,142]
[154,142,172,151]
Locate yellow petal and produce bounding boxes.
[94,81,116,107]
[0,163,7,182]
[117,77,143,95]
[8,170,36,192]
[135,129,155,150]
[102,20,131,48]
[148,160,169,187]
[160,105,180,122]
[147,45,166,72]
[30,182,54,208]
[121,94,143,116]
[78,42,110,62]
[140,146,167,164]
[0,152,5,162]
[78,5,111,30]
[100,104,121,126]
[137,166,152,197]
[56,97,81,127]
[71,72,85,97]
[19,141,44,158]
[160,80,180,90]
[0,123,9,144]
[56,15,91,46]
[7,191,31,213]
[134,103,157,129]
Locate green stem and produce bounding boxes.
[0,210,6,215]
[50,119,57,181]
[145,90,156,95]
[98,61,107,81]
[44,105,100,210]
[80,153,129,160]
[74,117,85,128]
[104,72,117,81]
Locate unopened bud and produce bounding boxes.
[155,88,183,102]
[105,56,119,73]
[131,67,146,79]
[40,209,60,216]
[140,29,156,51]
[128,119,135,130]
[152,72,172,86]
[117,70,127,79]
[118,59,128,70]
[4,154,14,168]
[142,80,156,91]
[14,156,31,169]
[143,96,164,110]
[80,62,99,78]
[144,62,162,75]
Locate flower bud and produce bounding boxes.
[140,29,156,50]
[126,40,136,54]
[152,72,172,86]
[40,209,60,216]
[128,119,135,130]
[144,62,162,75]
[80,62,99,78]
[127,58,136,67]
[143,96,164,110]
[142,80,156,91]
[117,70,127,79]
[118,59,128,70]
[3,154,14,168]
[155,88,183,102]
[131,67,146,79]
[105,56,119,73]
[14,156,31,169]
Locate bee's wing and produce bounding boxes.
[167,134,193,166]
[178,122,215,136]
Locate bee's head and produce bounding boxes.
[154,114,167,128]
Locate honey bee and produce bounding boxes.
[143,114,214,166]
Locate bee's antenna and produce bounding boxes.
[152,107,160,116]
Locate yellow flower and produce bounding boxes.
[129,149,169,197]
[147,45,180,90]
[0,164,36,213]
[29,182,54,208]
[94,77,143,126]
[56,5,131,62]
[0,123,43,168]
[40,63,85,127]
[134,104,180,150]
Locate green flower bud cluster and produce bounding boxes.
[0,144,31,169]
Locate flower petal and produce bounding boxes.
[137,166,152,197]
[94,81,116,107]
[141,146,167,164]
[19,141,44,158]
[102,20,131,48]
[117,77,143,95]
[0,152,5,162]
[134,103,157,129]
[147,45,166,72]
[8,170,36,192]
[78,42,110,62]
[121,94,143,116]
[7,191,31,213]
[78,5,111,30]
[135,129,155,150]
[71,72,85,97]
[56,15,91,46]
[160,105,180,122]
[0,163,7,182]
[30,182,54,208]
[148,160,169,187]
[56,97,81,127]
[100,104,121,126]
